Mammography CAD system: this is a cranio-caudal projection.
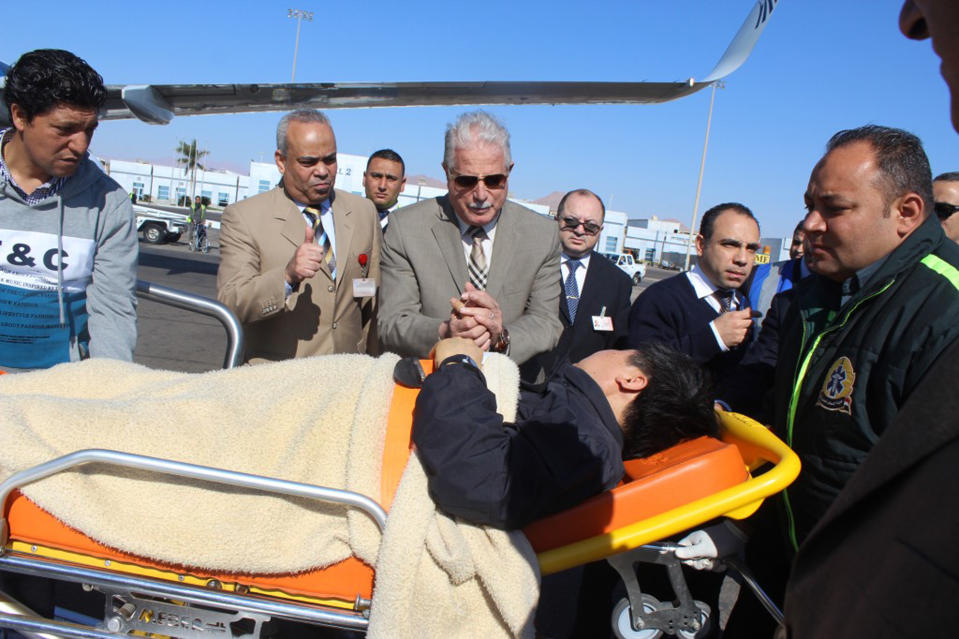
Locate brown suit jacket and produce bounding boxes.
[217,187,381,363]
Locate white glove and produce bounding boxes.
[675,529,719,571]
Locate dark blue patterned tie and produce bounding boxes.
[565,259,581,322]
[717,289,734,312]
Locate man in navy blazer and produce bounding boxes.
[520,189,632,384]
[627,202,760,382]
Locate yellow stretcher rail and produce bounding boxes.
[537,410,800,576]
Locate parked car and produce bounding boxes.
[600,252,647,284]
[134,205,189,244]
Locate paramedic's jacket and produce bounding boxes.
[413,358,624,529]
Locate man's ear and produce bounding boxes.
[894,192,925,236]
[617,369,648,393]
[9,104,28,132]
[274,149,286,175]
[695,233,706,257]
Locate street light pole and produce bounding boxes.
[684,81,722,271]
[288,8,313,82]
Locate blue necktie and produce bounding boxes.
[565,259,581,322]
[717,289,735,312]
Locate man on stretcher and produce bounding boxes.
[414,337,719,528]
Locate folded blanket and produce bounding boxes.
[0,353,398,574]
[0,352,540,637]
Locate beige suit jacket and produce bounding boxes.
[378,195,562,364]
[217,187,381,363]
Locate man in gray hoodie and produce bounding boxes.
[0,49,138,370]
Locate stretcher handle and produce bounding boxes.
[136,280,245,369]
[0,449,387,548]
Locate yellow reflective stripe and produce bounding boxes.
[921,254,959,291]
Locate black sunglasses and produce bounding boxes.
[935,201,959,220]
[451,173,508,190]
[559,216,602,236]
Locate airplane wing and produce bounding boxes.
[0,0,777,126]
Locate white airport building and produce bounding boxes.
[104,153,551,217]
[104,155,791,264]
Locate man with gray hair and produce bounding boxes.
[217,109,381,362]
[378,110,562,364]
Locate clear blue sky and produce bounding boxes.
[2,0,953,237]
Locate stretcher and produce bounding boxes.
[0,285,800,638]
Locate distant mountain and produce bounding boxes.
[405,174,446,188]
[532,191,565,212]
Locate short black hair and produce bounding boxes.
[699,202,757,240]
[621,343,718,459]
[934,172,959,183]
[367,148,405,175]
[4,49,106,121]
[826,125,933,214]
[556,188,606,221]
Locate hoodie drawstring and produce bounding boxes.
[56,194,65,326]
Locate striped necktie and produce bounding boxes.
[304,206,336,279]
[468,226,489,290]
[717,289,735,312]
[564,259,581,322]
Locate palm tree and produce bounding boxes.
[175,139,209,204]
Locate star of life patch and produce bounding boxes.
[816,356,856,415]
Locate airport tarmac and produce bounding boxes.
[134,233,675,373]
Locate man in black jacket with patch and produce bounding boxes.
[721,124,959,638]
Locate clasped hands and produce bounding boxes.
[438,282,504,351]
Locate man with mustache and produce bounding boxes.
[218,109,381,363]
[627,202,759,382]
[0,49,137,371]
[378,110,562,365]
[778,6,959,635]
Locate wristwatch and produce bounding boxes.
[491,327,510,353]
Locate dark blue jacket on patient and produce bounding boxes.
[413,359,624,529]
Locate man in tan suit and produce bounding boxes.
[218,110,381,363]
[379,111,561,365]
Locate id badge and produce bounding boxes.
[592,315,614,332]
[353,278,377,297]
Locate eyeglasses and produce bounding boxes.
[559,216,602,236]
[935,201,959,220]
[450,173,509,190]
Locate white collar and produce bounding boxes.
[562,253,592,270]
[686,264,727,301]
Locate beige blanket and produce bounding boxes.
[368,360,540,639]
[0,353,539,637]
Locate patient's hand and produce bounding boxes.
[431,337,483,369]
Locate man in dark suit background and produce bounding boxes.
[520,189,631,384]
[627,202,759,381]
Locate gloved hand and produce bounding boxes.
[674,522,746,571]
[675,529,720,570]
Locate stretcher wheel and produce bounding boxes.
[612,594,664,639]
[675,600,712,639]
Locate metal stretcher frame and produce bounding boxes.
[0,411,798,638]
